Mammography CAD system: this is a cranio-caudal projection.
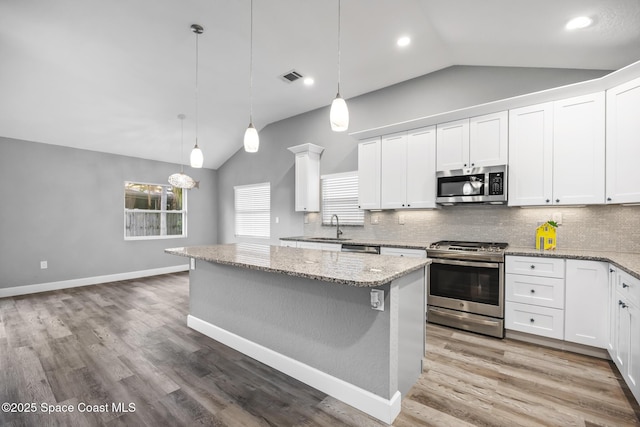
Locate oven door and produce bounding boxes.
[428,258,504,318]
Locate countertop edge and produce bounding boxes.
[165,247,431,288]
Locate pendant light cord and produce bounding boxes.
[180,115,185,173]
[337,0,341,95]
[195,31,200,147]
[249,0,254,123]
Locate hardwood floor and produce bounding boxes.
[0,272,638,426]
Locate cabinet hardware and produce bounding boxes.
[556,199,560,203]
[622,282,629,288]
[619,300,628,308]
[607,197,612,201]
[546,199,550,203]
[530,289,535,294]
[471,163,475,167]
[530,318,535,323]
[530,265,535,269]
[610,268,615,273]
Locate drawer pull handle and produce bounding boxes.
[622,283,629,289]
[530,265,536,269]
[530,318,535,323]
[530,289,535,294]
[619,300,628,309]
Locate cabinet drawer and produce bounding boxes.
[380,247,426,258]
[618,269,640,308]
[506,274,564,309]
[506,256,565,278]
[505,302,564,340]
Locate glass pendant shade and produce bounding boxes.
[168,172,197,189]
[190,144,204,168]
[244,123,259,153]
[330,94,349,132]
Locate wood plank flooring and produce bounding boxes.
[0,272,638,426]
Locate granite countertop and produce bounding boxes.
[165,244,431,288]
[281,236,640,280]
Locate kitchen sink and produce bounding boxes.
[307,237,351,241]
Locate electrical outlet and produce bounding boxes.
[40,261,48,269]
[371,215,379,225]
[275,216,279,224]
[370,289,384,311]
[304,214,309,224]
[398,215,405,225]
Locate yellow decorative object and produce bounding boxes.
[535,222,557,250]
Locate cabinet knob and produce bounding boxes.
[471,163,475,167]
[610,268,615,273]
[530,265,535,269]
[619,300,628,309]
[555,199,560,203]
[407,204,411,207]
[546,199,550,203]
[530,318,535,323]
[622,282,629,289]
[402,204,405,207]
[530,289,535,294]
[607,197,612,202]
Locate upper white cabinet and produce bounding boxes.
[436,111,508,172]
[508,92,605,206]
[553,93,605,205]
[288,143,324,212]
[381,126,436,209]
[358,137,381,210]
[564,259,609,348]
[606,76,640,204]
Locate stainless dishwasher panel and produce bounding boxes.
[341,244,381,254]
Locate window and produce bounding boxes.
[124,182,186,240]
[234,182,270,238]
[321,171,364,225]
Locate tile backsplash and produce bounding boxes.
[304,204,640,253]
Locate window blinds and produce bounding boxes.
[234,182,270,238]
[321,172,364,225]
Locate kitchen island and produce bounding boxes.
[165,243,430,424]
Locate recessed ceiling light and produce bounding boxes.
[566,16,593,30]
[397,36,411,47]
[303,77,314,86]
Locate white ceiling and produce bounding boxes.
[2,0,640,169]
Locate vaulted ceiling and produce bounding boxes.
[2,0,639,169]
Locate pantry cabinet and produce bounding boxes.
[358,137,381,210]
[508,92,605,206]
[381,127,436,209]
[606,76,640,204]
[436,111,508,172]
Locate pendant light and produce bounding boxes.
[244,0,259,153]
[168,114,199,189]
[190,24,205,168]
[330,0,349,132]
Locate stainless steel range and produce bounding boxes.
[427,241,508,338]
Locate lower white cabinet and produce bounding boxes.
[609,267,640,403]
[564,259,609,348]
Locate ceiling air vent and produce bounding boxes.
[280,70,303,83]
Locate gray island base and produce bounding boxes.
[165,244,430,424]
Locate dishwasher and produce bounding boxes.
[341,244,381,254]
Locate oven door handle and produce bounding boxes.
[429,258,500,269]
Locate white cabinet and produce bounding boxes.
[358,137,381,210]
[381,127,436,209]
[508,93,605,206]
[288,143,324,212]
[564,259,608,348]
[610,268,640,404]
[505,255,565,339]
[607,76,640,204]
[436,111,508,172]
[380,247,426,258]
[552,93,605,205]
[508,102,553,206]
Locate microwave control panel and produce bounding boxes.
[488,172,504,195]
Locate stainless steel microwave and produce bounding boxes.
[436,165,507,205]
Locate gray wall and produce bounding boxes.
[217,65,610,244]
[0,137,218,288]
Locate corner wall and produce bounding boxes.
[0,137,218,289]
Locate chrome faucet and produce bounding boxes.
[331,214,343,239]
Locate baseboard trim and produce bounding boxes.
[187,314,401,424]
[0,265,189,298]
